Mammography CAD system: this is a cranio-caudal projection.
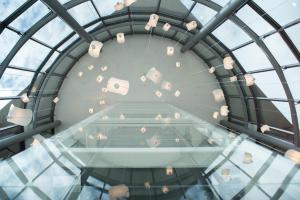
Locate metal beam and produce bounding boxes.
[181,0,248,52]
[41,0,93,42]
[0,120,61,150]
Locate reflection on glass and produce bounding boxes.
[191,3,217,26]
[0,0,26,21]
[0,29,20,63]
[68,2,98,26]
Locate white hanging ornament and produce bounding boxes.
[116,32,125,44]
[163,23,171,31]
[260,124,270,133]
[208,67,215,74]
[99,100,106,105]
[101,65,108,72]
[174,90,181,97]
[88,64,94,70]
[243,152,253,164]
[166,46,174,56]
[212,89,225,102]
[78,71,83,77]
[221,168,231,182]
[176,61,181,68]
[114,2,124,11]
[186,21,197,31]
[20,93,30,103]
[166,166,173,176]
[140,75,147,82]
[155,90,162,98]
[96,75,103,83]
[145,22,151,31]
[98,133,108,140]
[53,96,59,103]
[155,114,162,120]
[89,108,94,114]
[174,112,181,119]
[285,149,300,164]
[120,114,125,119]
[107,77,130,95]
[244,74,255,86]
[88,41,103,58]
[161,81,172,91]
[220,105,229,116]
[140,127,147,133]
[213,111,219,119]
[223,56,234,70]
[161,186,169,194]
[148,14,159,27]
[146,67,162,84]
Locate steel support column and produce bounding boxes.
[181,0,248,52]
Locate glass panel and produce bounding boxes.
[33,17,73,47]
[0,28,20,63]
[264,33,297,66]
[41,51,60,72]
[0,0,26,21]
[191,3,217,25]
[211,0,231,6]
[252,71,286,99]
[212,20,251,49]
[284,67,300,100]
[297,104,300,129]
[68,1,98,26]
[272,101,292,123]
[254,0,300,26]
[93,0,120,16]
[0,68,34,98]
[236,5,274,36]
[10,1,49,32]
[58,34,80,51]
[85,22,102,32]
[9,39,51,70]
[233,42,272,71]
[285,24,300,50]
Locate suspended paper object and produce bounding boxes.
[175,138,180,143]
[140,127,146,133]
[161,186,169,194]
[98,133,108,140]
[101,65,108,72]
[213,111,219,119]
[221,168,231,182]
[20,93,29,103]
[89,108,94,114]
[244,74,255,86]
[31,86,37,93]
[243,152,253,164]
[174,90,181,97]
[147,135,161,148]
[220,105,229,116]
[109,185,130,200]
[260,124,270,133]
[107,77,130,95]
[140,75,147,82]
[148,14,159,27]
[102,87,108,93]
[208,67,215,74]
[155,90,162,98]
[207,138,215,145]
[223,56,234,70]
[96,75,103,83]
[120,114,125,119]
[229,76,237,82]
[124,0,136,6]
[163,23,171,31]
[144,182,151,189]
[166,166,173,176]
[88,64,94,70]
[53,96,59,103]
[88,41,103,58]
[285,149,300,164]
[78,71,83,77]
[145,22,151,31]
[114,2,124,11]
[7,104,33,126]
[176,61,181,68]
[99,100,106,105]
[174,112,181,119]
[146,67,162,84]
[155,114,162,120]
[186,21,197,31]
[212,89,225,102]
[116,32,125,44]
[167,46,174,56]
[161,81,172,91]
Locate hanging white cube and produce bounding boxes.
[163,23,171,31]
[99,100,106,105]
[114,2,124,11]
[124,0,136,6]
[155,114,162,120]
[285,149,300,164]
[140,75,147,82]
[89,108,94,114]
[186,21,197,31]
[146,67,162,84]
[212,89,225,102]
[166,166,173,176]
[148,14,159,27]
[20,93,30,103]
[144,182,151,189]
[108,185,130,200]
[88,41,103,58]
[155,90,162,98]
[140,127,147,133]
[213,111,219,119]
[230,76,237,82]
[120,114,126,119]
[161,81,172,91]
[176,61,181,68]
[88,64,94,70]
[107,77,130,95]
[243,152,253,164]
[78,71,83,77]
[208,67,215,74]
[96,75,103,83]
[7,104,33,126]
[145,22,151,31]
[147,135,161,148]
[220,105,229,116]
[174,90,181,97]
[101,65,108,72]
[161,186,169,194]
[53,96,59,103]
[244,74,255,86]
[223,56,234,70]
[116,32,125,44]
[167,46,174,56]
[174,112,181,119]
[260,124,270,133]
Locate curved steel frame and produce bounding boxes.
[0,0,299,146]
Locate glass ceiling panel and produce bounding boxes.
[191,3,217,26]
[254,0,300,26]
[233,42,272,71]
[0,0,26,21]
[33,17,73,47]
[0,28,20,64]
[58,0,70,4]
[264,33,298,66]
[58,34,80,51]
[284,67,300,100]
[10,1,49,32]
[0,68,34,98]
[236,5,274,36]
[285,24,300,50]
[93,0,120,17]
[9,39,51,70]
[85,22,102,32]
[41,51,60,72]
[212,20,251,49]
[68,1,98,26]
[210,0,231,7]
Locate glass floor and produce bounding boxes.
[0,103,299,200]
